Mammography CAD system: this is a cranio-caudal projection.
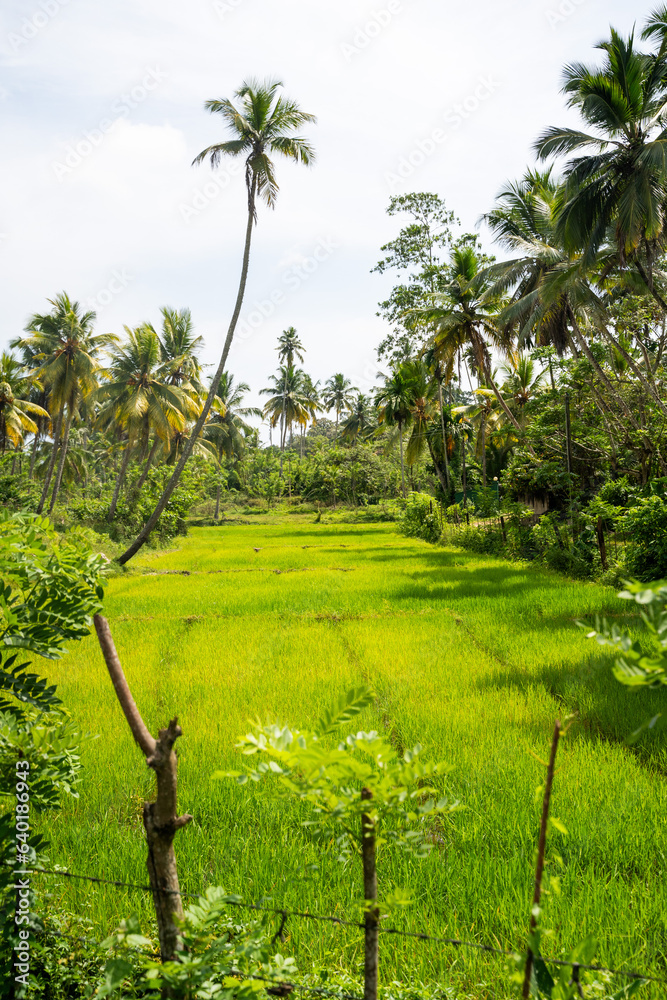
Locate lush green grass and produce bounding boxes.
[42,523,666,998]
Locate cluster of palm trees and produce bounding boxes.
[384,18,667,491]
[3,292,259,518]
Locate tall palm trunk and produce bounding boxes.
[37,408,63,514]
[118,175,258,565]
[29,430,40,479]
[108,443,132,522]
[48,404,74,514]
[481,414,487,489]
[436,379,450,492]
[136,438,160,491]
[398,420,406,498]
[427,438,448,495]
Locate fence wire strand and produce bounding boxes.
[4,861,665,985]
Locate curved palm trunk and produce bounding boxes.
[436,379,450,492]
[108,443,132,522]
[48,404,74,514]
[398,420,406,498]
[118,175,258,565]
[37,408,63,515]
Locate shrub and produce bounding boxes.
[397,493,441,543]
[622,495,667,582]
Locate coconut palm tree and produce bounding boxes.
[205,373,261,519]
[400,359,450,494]
[19,292,114,514]
[481,169,667,448]
[341,393,376,443]
[414,246,523,439]
[158,307,205,391]
[375,367,414,497]
[275,328,305,474]
[501,355,545,427]
[118,79,316,564]
[452,388,505,489]
[535,27,667,302]
[276,327,305,367]
[260,366,311,453]
[0,352,48,453]
[96,325,188,521]
[323,373,357,438]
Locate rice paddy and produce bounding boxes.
[41,521,667,998]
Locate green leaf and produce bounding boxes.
[549,817,568,836]
[317,686,375,737]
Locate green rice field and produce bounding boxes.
[41,521,667,998]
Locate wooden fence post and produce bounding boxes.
[361,787,379,1000]
[94,615,192,962]
[522,721,562,999]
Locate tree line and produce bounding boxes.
[2,14,667,560]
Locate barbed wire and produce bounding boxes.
[4,861,665,985]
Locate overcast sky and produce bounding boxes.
[0,0,641,427]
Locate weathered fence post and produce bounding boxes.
[500,516,508,546]
[522,720,562,999]
[94,615,192,962]
[361,787,379,1000]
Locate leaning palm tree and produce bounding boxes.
[535,26,667,303]
[323,373,358,438]
[118,79,316,564]
[19,292,114,514]
[96,325,188,521]
[0,352,48,454]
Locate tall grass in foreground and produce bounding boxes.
[41,523,666,999]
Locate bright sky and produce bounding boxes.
[0,0,640,423]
